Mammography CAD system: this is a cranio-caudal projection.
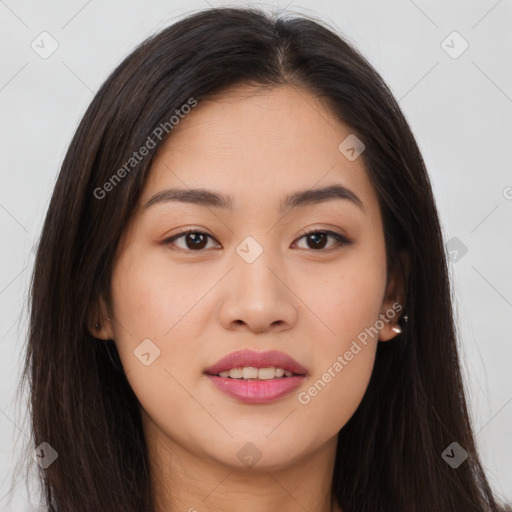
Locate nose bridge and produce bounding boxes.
[216,232,298,332]
[233,233,282,299]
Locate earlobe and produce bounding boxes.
[87,295,114,340]
[378,307,408,342]
[90,317,113,340]
[377,307,403,342]
[378,252,408,342]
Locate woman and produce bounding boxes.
[21,6,511,512]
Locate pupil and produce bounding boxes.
[187,232,207,250]
[309,233,327,249]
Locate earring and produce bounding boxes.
[392,313,408,334]
[95,321,101,330]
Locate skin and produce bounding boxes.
[93,83,404,512]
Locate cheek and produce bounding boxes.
[110,246,212,341]
[296,339,377,445]
[108,247,215,407]
[297,243,387,348]
[292,250,385,430]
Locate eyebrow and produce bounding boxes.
[142,184,366,215]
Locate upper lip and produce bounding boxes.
[204,349,308,376]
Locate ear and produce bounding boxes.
[87,294,114,341]
[378,251,408,342]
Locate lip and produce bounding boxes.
[205,374,305,404]
[203,349,308,404]
[203,349,308,376]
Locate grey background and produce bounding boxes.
[1,0,511,510]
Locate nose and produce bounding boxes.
[217,249,298,334]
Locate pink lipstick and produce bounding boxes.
[203,349,308,404]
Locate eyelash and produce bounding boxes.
[162,228,352,253]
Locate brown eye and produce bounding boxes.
[294,230,351,251]
[305,232,329,249]
[163,230,219,251]
[163,228,352,253]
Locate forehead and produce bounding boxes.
[140,84,379,217]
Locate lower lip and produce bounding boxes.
[205,374,305,404]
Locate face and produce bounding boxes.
[96,84,402,471]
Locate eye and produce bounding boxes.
[293,229,352,251]
[163,229,220,251]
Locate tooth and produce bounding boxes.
[229,368,243,379]
[258,367,276,380]
[218,366,292,379]
[242,367,258,379]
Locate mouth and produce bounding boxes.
[203,349,308,404]
[210,366,300,380]
[204,348,308,377]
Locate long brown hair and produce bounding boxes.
[19,6,511,511]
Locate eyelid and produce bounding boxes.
[298,227,352,242]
